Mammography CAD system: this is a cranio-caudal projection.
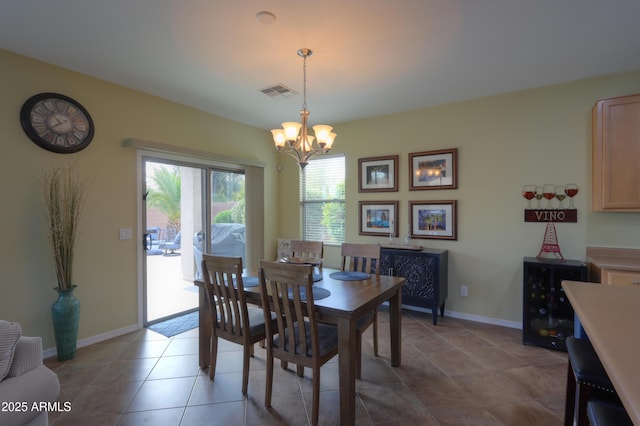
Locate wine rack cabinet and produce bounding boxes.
[522,257,587,351]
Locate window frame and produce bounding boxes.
[299,154,346,246]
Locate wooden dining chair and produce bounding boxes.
[258,260,339,426]
[290,239,324,272]
[201,254,271,395]
[341,242,381,378]
[341,243,381,276]
[277,240,324,372]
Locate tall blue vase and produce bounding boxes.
[51,285,80,361]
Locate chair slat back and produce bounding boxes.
[290,239,324,272]
[202,255,249,338]
[290,240,323,260]
[259,261,317,360]
[341,243,381,276]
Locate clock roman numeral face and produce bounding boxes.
[30,100,89,147]
[20,93,94,153]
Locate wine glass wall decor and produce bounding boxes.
[522,183,578,223]
[565,183,578,208]
[522,185,535,208]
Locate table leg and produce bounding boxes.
[198,286,210,369]
[338,317,357,425]
[389,288,402,367]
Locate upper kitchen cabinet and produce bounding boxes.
[592,93,640,211]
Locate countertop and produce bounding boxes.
[587,246,640,271]
[562,280,640,425]
[588,256,640,271]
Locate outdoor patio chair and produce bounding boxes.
[159,229,181,256]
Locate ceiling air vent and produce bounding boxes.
[260,84,298,99]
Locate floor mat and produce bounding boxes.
[147,311,198,337]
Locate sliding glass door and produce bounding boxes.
[142,156,246,325]
[194,169,246,281]
[143,159,203,324]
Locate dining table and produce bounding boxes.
[194,267,406,425]
[561,280,640,425]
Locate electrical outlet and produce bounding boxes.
[119,228,132,240]
[460,285,469,297]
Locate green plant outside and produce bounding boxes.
[213,210,233,223]
[147,166,181,231]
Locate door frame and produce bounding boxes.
[136,149,246,327]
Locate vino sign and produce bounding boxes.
[524,209,577,223]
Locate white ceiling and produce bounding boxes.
[2,1,640,130]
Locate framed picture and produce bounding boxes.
[359,201,399,236]
[277,238,292,259]
[358,155,399,192]
[409,148,458,190]
[409,200,457,240]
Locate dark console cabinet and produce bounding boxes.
[522,257,587,351]
[381,248,448,325]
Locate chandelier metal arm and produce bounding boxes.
[299,108,309,157]
[270,48,336,170]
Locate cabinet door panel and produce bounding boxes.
[603,269,640,286]
[592,94,640,210]
[393,253,436,300]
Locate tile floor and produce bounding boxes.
[45,309,568,425]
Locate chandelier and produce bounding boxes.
[271,48,336,169]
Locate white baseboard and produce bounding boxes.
[401,304,522,330]
[43,323,141,360]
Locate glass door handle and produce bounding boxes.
[143,233,152,250]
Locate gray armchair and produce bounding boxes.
[0,321,60,426]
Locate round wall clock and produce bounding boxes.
[20,93,94,154]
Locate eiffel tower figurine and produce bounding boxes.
[537,221,564,260]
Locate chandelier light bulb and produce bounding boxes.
[271,129,286,148]
[324,132,336,149]
[282,122,302,141]
[312,125,333,145]
[303,135,315,151]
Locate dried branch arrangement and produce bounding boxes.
[41,165,85,290]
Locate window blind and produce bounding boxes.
[300,155,345,244]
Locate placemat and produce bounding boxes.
[287,286,331,301]
[231,276,259,288]
[235,275,320,287]
[329,271,371,281]
[241,276,259,287]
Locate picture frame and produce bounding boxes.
[409,200,457,240]
[358,155,399,192]
[277,238,292,259]
[359,201,399,236]
[409,148,458,190]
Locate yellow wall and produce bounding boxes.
[3,47,640,350]
[280,69,640,325]
[0,49,279,348]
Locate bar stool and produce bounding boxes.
[587,399,632,426]
[564,337,619,426]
